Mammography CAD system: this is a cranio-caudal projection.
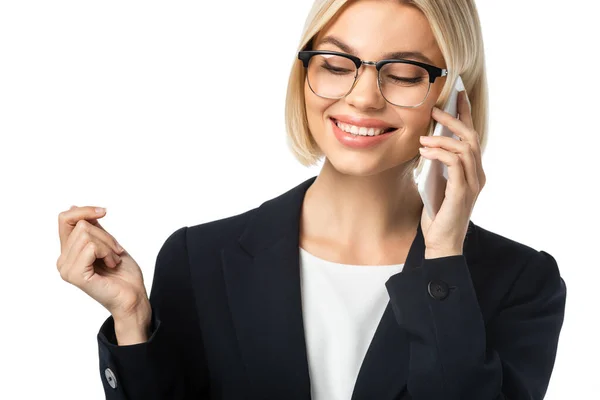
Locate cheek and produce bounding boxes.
[396,108,433,139]
[410,110,433,133]
[401,88,440,136]
[304,79,335,134]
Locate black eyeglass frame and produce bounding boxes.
[297,49,449,108]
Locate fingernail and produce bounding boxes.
[419,147,430,152]
[95,207,106,214]
[116,242,124,252]
[432,107,440,114]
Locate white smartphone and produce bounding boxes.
[413,74,465,219]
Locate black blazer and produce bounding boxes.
[96,175,566,400]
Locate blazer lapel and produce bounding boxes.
[221,174,475,399]
[221,176,316,399]
[350,220,426,400]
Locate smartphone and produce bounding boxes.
[413,74,465,219]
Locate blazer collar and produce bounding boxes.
[222,175,476,399]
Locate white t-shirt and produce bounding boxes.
[299,246,405,400]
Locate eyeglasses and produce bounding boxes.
[297,49,448,108]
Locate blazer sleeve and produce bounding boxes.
[385,250,567,400]
[96,226,210,399]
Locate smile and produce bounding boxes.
[330,117,398,149]
[331,118,397,137]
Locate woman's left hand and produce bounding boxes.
[418,90,486,259]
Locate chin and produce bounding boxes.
[325,152,391,177]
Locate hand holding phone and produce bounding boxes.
[413,75,465,219]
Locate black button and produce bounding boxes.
[428,280,449,300]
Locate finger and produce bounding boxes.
[59,221,121,275]
[71,220,122,268]
[62,227,119,276]
[60,235,117,286]
[71,241,111,290]
[90,220,125,252]
[65,219,124,255]
[419,136,479,193]
[420,134,467,153]
[419,146,467,189]
[431,105,484,189]
[87,220,124,255]
[431,106,477,145]
[58,206,107,251]
[457,90,474,130]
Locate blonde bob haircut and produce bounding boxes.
[285,0,488,171]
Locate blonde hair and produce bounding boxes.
[284,0,489,171]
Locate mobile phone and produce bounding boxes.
[413,74,465,219]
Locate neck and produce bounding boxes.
[301,158,423,253]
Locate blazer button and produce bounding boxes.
[104,368,118,389]
[428,280,449,300]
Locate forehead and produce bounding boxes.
[314,0,442,64]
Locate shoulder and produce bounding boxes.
[148,207,260,286]
[179,176,316,258]
[469,222,538,261]
[470,221,559,273]
[186,207,258,251]
[467,222,564,312]
[155,207,255,251]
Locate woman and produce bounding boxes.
[56,0,566,399]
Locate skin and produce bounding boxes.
[57,206,151,345]
[300,0,486,264]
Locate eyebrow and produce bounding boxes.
[316,35,435,65]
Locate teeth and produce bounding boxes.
[335,120,390,136]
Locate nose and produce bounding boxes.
[343,62,386,110]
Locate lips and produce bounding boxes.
[329,115,398,130]
[330,118,397,133]
[330,117,396,149]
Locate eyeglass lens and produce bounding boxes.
[306,54,431,107]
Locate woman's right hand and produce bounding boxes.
[56,206,151,330]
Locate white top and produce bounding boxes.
[299,247,405,400]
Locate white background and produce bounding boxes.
[1,1,598,398]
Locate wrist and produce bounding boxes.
[112,301,152,345]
